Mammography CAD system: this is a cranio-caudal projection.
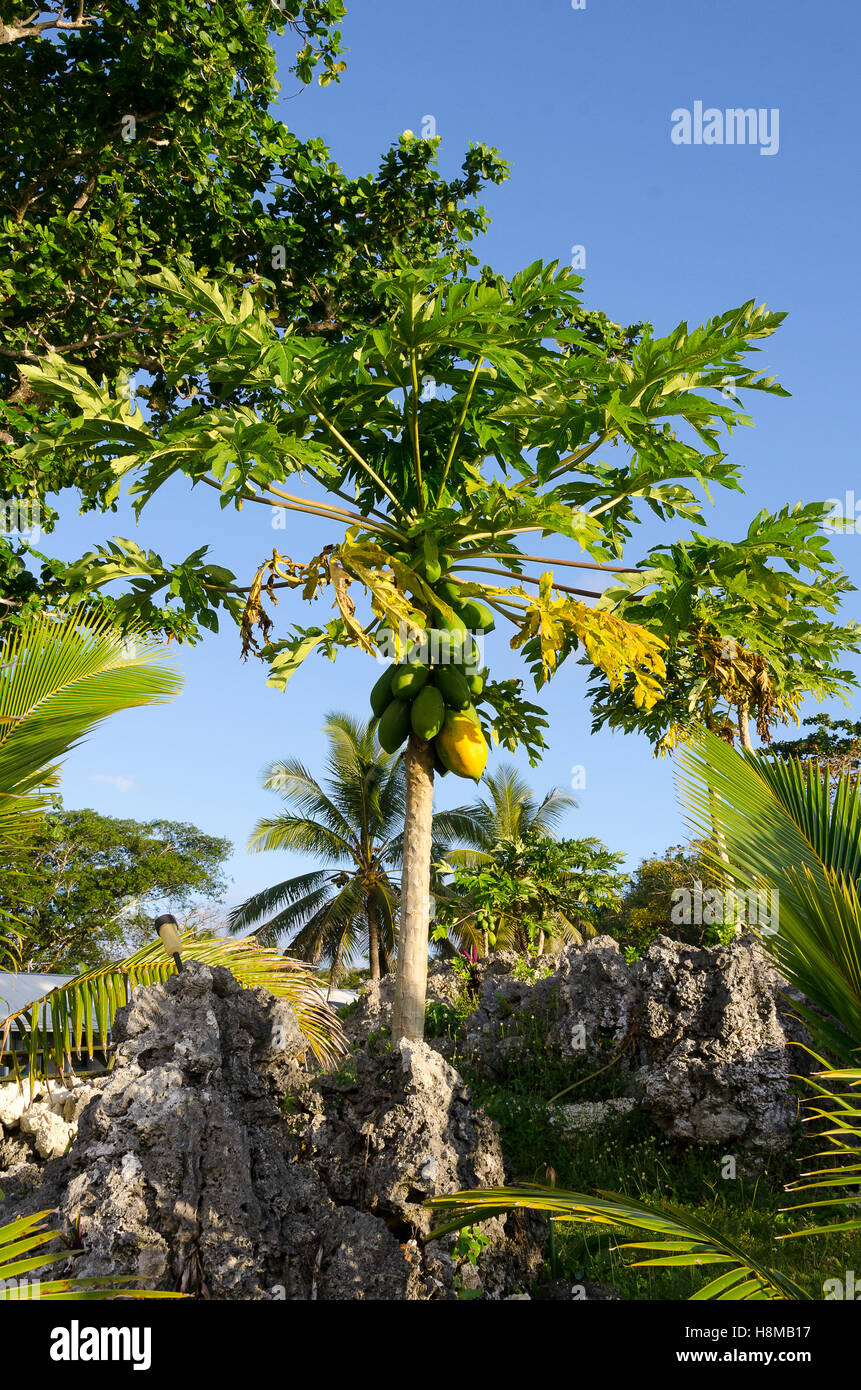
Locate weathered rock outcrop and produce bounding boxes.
[0,962,540,1300]
[349,933,814,1150]
[632,935,808,1148]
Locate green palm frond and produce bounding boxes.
[0,930,346,1086]
[247,813,354,861]
[0,1210,184,1299]
[427,1186,811,1301]
[0,608,181,846]
[287,874,367,970]
[260,758,356,840]
[228,869,333,935]
[780,1065,861,1239]
[677,728,861,1062]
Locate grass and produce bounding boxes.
[439,999,859,1300]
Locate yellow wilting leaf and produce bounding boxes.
[510,572,666,707]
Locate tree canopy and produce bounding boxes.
[0,0,508,622]
[1,806,231,971]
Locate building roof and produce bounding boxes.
[0,972,78,1028]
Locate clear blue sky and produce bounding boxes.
[46,0,861,915]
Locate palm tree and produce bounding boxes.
[444,762,577,869]
[228,713,473,983]
[437,762,579,955]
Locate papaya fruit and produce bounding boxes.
[370,664,396,718]
[436,579,461,607]
[436,709,488,781]
[433,666,471,711]
[411,685,445,740]
[456,598,496,633]
[433,608,467,636]
[391,662,430,700]
[377,698,412,754]
[422,628,468,666]
[467,670,485,697]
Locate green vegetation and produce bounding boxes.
[430,733,861,1300]
[0,807,231,972]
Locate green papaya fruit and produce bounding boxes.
[377,698,412,754]
[391,662,430,700]
[433,609,467,636]
[467,670,485,697]
[433,666,471,711]
[436,579,461,607]
[456,598,496,633]
[411,685,445,740]
[370,665,396,718]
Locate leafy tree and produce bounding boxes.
[764,712,861,782]
[435,829,627,957]
[0,0,508,622]
[1,807,231,971]
[227,712,474,981]
[609,842,728,956]
[587,516,858,754]
[20,256,857,1044]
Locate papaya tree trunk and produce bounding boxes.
[392,733,435,1043]
[367,893,381,982]
[738,701,754,752]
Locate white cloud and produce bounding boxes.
[90,773,136,793]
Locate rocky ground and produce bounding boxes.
[0,933,819,1300]
[0,963,541,1299]
[348,933,816,1150]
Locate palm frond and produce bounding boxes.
[0,608,181,844]
[780,1065,861,1238]
[427,1186,811,1301]
[0,930,346,1085]
[0,1210,184,1299]
[227,870,333,935]
[247,814,354,863]
[260,758,356,840]
[677,728,861,1062]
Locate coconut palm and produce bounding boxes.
[228,712,474,982]
[443,762,576,868]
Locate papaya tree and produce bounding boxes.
[0,0,508,620]
[586,512,859,754]
[17,256,851,1042]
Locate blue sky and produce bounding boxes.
[46,0,861,915]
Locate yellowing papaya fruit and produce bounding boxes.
[436,709,488,781]
[433,665,471,711]
[370,664,396,718]
[377,698,412,754]
[411,684,445,740]
[391,662,430,700]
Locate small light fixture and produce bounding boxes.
[154,913,184,973]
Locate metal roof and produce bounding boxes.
[0,972,78,1028]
